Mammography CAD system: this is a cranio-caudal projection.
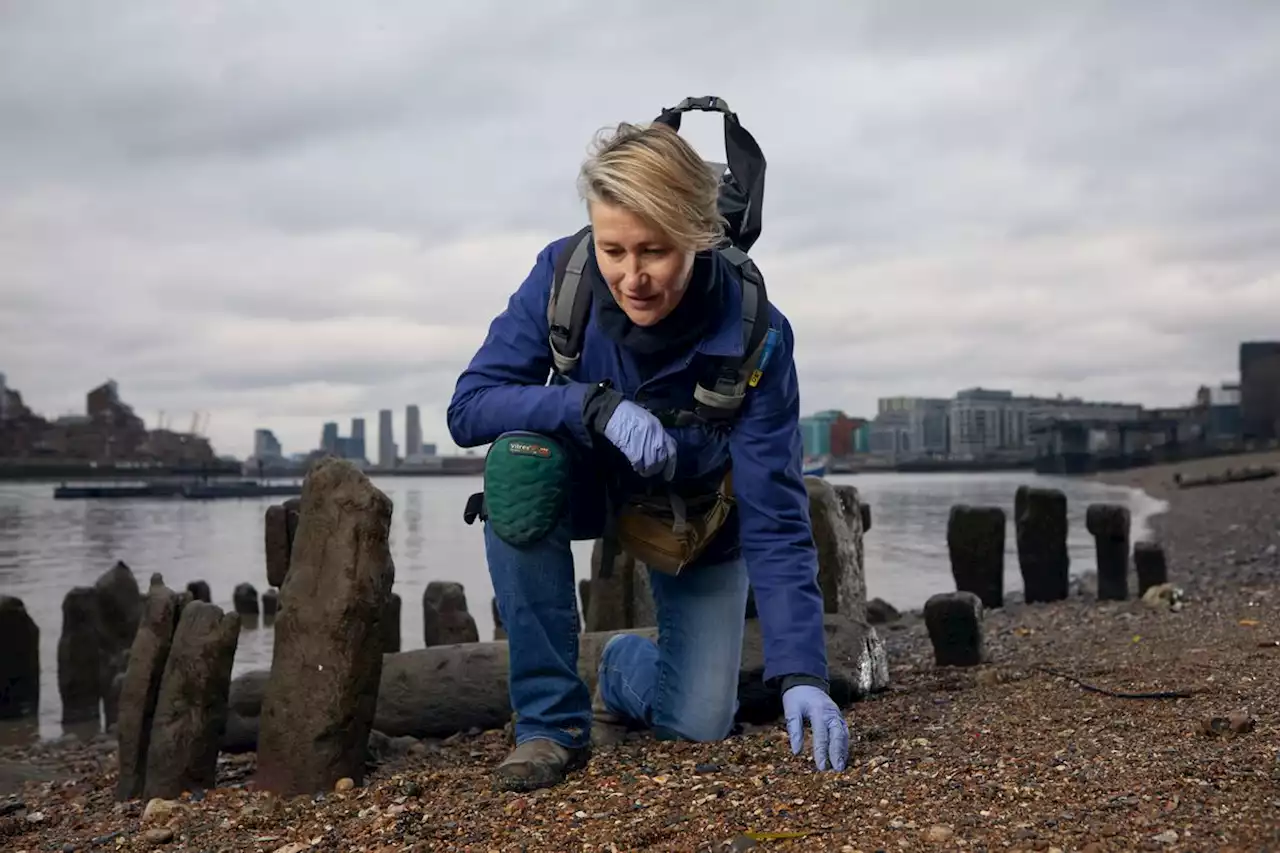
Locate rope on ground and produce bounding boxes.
[1033,666,1195,700]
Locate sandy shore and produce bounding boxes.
[1094,448,1280,501]
[2,457,1277,852]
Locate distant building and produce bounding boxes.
[950,387,1142,460]
[0,371,7,420]
[320,422,339,454]
[876,397,950,458]
[253,429,283,460]
[378,409,396,468]
[350,417,366,461]
[867,409,911,456]
[798,410,863,459]
[1240,341,1280,442]
[405,405,422,462]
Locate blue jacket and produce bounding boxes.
[447,235,828,687]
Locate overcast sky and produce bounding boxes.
[2,1,1278,460]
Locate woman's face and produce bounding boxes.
[589,200,695,327]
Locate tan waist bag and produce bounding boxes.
[614,470,735,576]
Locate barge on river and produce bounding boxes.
[53,478,303,500]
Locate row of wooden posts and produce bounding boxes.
[925,484,1171,668]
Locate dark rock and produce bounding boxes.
[0,596,40,719]
[261,588,279,618]
[1133,541,1169,596]
[1086,504,1131,601]
[143,601,239,800]
[923,591,985,667]
[1014,486,1070,603]
[115,583,186,801]
[947,505,1006,608]
[491,596,506,641]
[185,581,211,604]
[233,583,259,616]
[866,597,900,624]
[382,592,401,654]
[423,581,479,646]
[255,457,395,796]
[264,504,291,588]
[57,587,103,725]
[583,539,654,632]
[808,478,867,621]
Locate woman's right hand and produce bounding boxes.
[602,400,677,480]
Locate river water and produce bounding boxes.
[0,471,1165,741]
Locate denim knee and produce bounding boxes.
[653,699,736,743]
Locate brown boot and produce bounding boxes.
[492,738,590,792]
[591,680,630,747]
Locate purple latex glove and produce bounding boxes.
[782,685,849,771]
[602,399,677,480]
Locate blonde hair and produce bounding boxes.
[578,122,725,253]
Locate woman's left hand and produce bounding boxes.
[782,685,849,771]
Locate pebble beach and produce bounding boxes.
[1,453,1277,852]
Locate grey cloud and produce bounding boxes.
[1,1,1278,457]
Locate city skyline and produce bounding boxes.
[3,6,1278,461]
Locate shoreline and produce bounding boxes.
[2,458,1277,850]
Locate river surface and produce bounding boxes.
[0,471,1165,741]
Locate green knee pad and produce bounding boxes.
[479,431,572,547]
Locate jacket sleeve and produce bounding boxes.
[446,238,596,449]
[727,309,829,687]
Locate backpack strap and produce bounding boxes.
[690,248,771,422]
[547,226,594,376]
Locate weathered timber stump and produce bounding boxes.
[186,580,212,604]
[1086,503,1131,601]
[946,504,1006,608]
[866,597,900,624]
[1133,541,1169,596]
[808,478,867,621]
[233,583,259,616]
[423,581,479,646]
[255,458,395,796]
[95,561,142,726]
[1014,485,1070,603]
[491,596,506,641]
[0,596,40,720]
[261,588,279,618]
[143,601,239,800]
[264,504,291,588]
[58,587,103,725]
[115,583,188,801]
[382,592,402,654]
[924,591,985,667]
[584,538,654,631]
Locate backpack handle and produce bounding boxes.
[655,96,734,124]
[653,95,767,252]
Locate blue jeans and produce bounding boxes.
[486,515,749,750]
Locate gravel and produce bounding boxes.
[1,454,1277,851]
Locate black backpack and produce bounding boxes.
[545,96,773,427]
